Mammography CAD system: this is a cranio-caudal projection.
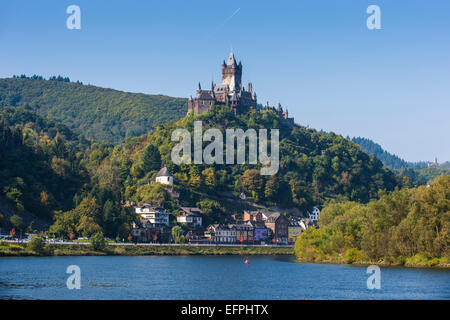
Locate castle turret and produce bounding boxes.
[196,82,202,98]
[227,52,237,66]
[222,51,242,92]
[187,96,194,114]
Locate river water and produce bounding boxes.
[0,255,449,299]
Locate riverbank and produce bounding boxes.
[0,242,294,257]
[295,257,450,269]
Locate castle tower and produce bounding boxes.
[222,51,242,92]
[188,51,257,115]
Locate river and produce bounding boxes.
[0,255,449,299]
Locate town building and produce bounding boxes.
[243,210,263,222]
[243,211,271,243]
[288,221,302,245]
[298,218,313,231]
[248,220,270,243]
[177,207,203,227]
[186,230,209,244]
[308,207,321,222]
[131,219,162,242]
[264,212,289,244]
[188,51,257,115]
[135,205,171,227]
[261,211,272,221]
[155,165,173,185]
[205,224,237,244]
[235,221,255,243]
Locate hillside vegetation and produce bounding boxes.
[352,137,450,184]
[295,175,450,266]
[0,84,409,241]
[0,107,92,230]
[0,77,187,143]
[84,104,404,221]
[351,137,414,169]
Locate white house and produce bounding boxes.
[177,207,203,227]
[155,165,173,185]
[135,205,170,227]
[308,207,320,222]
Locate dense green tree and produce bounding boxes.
[142,144,161,172]
[10,215,24,231]
[264,175,280,201]
[27,236,46,254]
[240,169,264,201]
[171,225,185,244]
[90,231,106,251]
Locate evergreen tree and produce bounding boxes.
[142,144,161,172]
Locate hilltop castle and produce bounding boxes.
[188,51,257,115]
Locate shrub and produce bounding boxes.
[90,232,106,251]
[43,243,54,255]
[428,258,440,267]
[344,248,364,264]
[27,236,46,254]
[395,255,407,265]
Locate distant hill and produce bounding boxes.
[0,76,187,143]
[351,137,418,169]
[351,136,449,184]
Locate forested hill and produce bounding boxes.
[0,107,93,229]
[0,77,187,143]
[351,137,414,169]
[92,105,404,222]
[351,136,450,184]
[0,103,407,237]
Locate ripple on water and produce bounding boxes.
[0,256,448,299]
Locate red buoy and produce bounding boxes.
[244,257,249,264]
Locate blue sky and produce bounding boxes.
[0,0,449,162]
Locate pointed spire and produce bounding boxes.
[198,82,201,90]
[227,51,236,66]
